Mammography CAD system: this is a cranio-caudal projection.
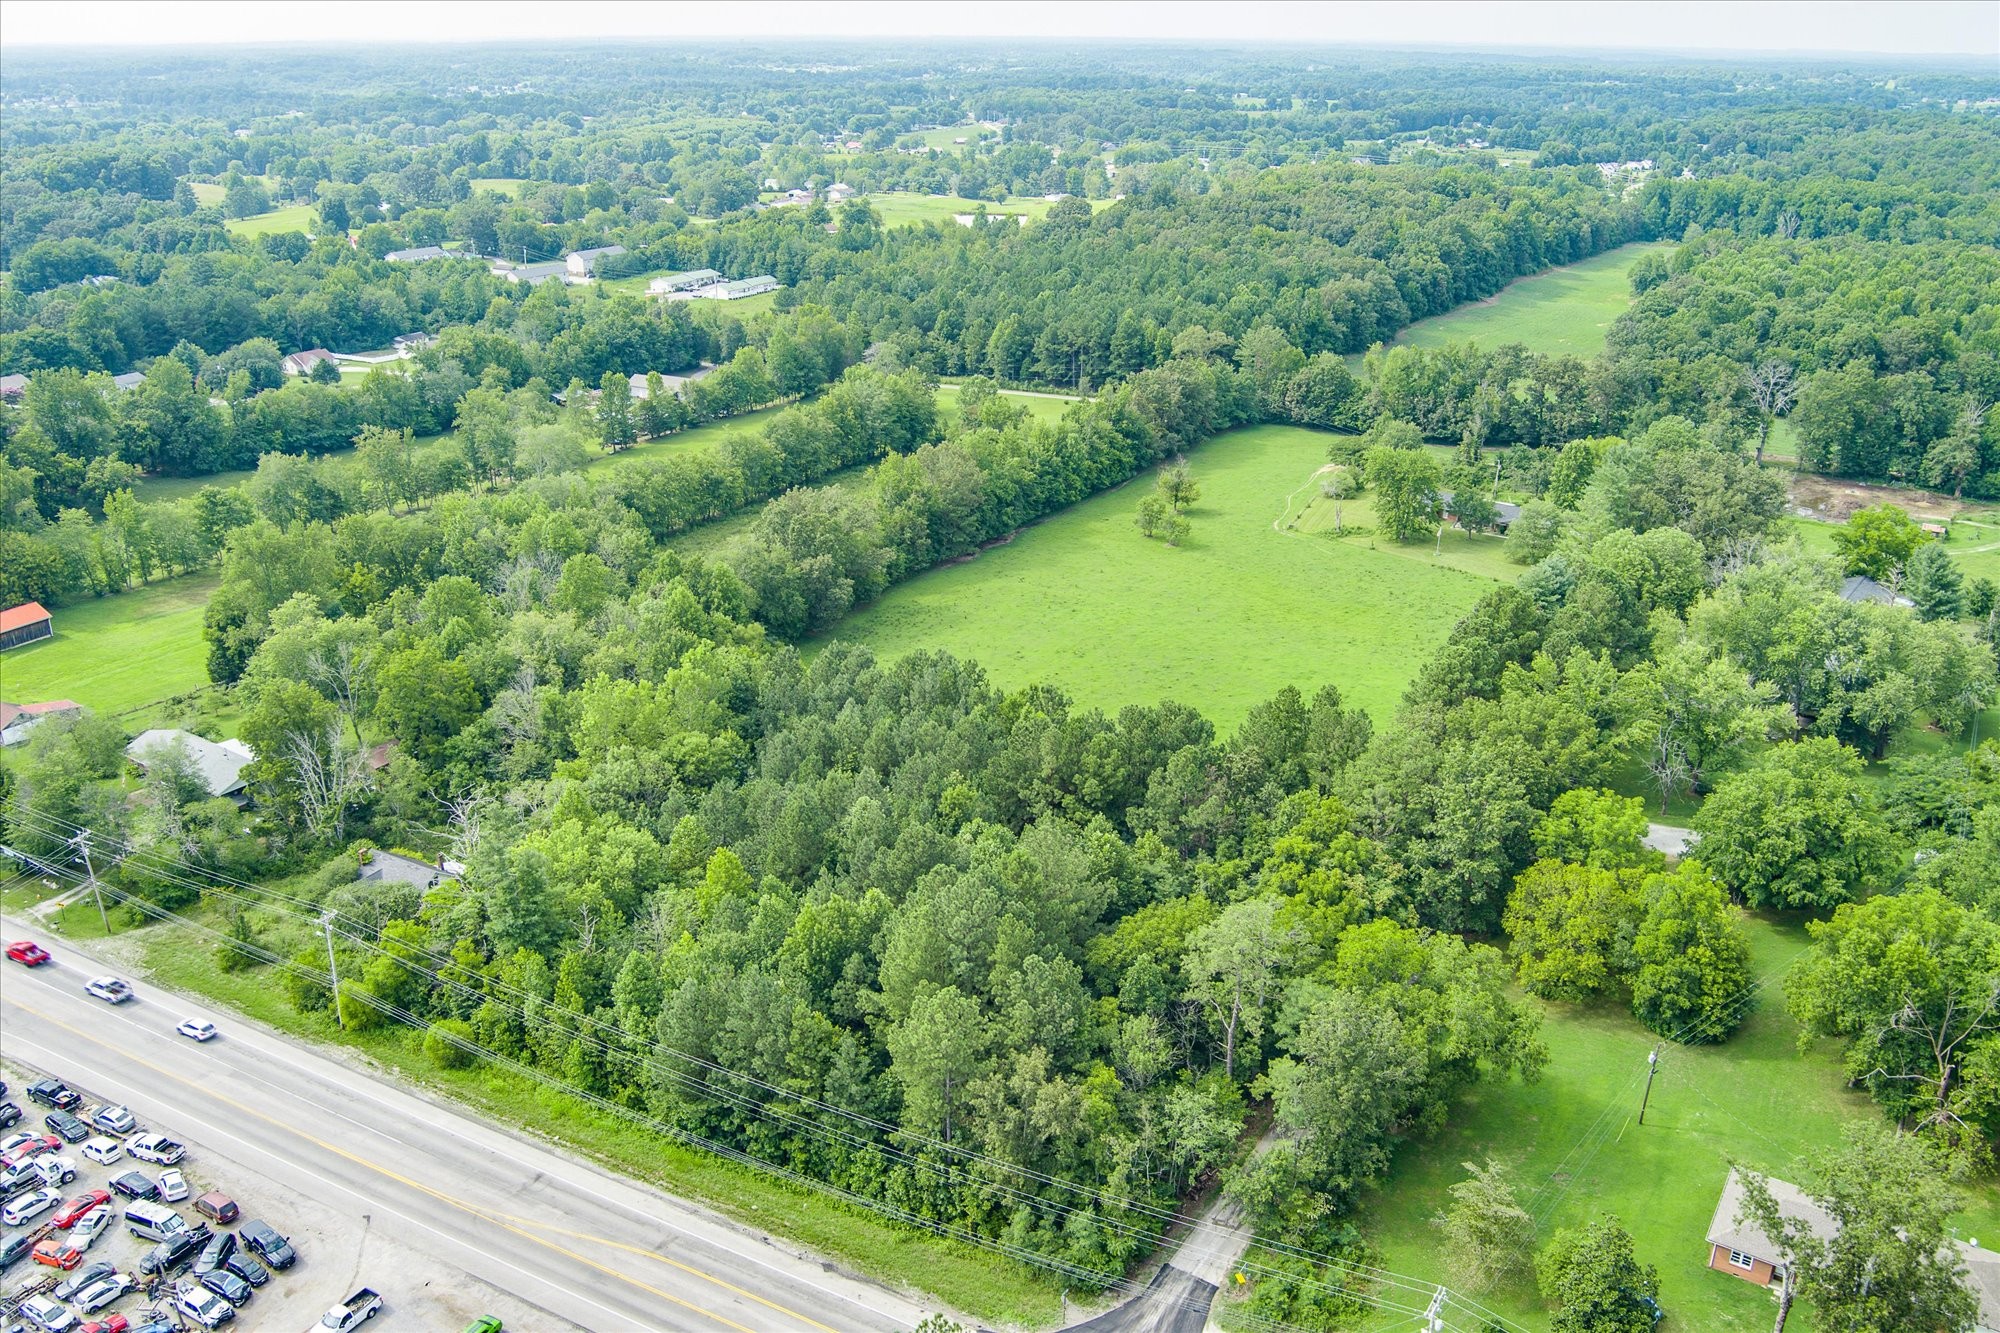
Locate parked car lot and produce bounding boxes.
[0,1025,566,1331]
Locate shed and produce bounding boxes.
[0,602,54,651]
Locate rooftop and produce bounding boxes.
[125,729,257,798]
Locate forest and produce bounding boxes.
[4,36,2000,1333]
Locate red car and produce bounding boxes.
[1,1134,63,1167]
[81,1319,130,1333]
[31,1237,83,1269]
[50,1188,111,1228]
[6,940,50,966]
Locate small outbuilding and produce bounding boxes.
[0,602,54,651]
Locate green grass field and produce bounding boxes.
[1351,914,2000,1332]
[2,574,219,715]
[224,203,318,238]
[823,425,1507,729]
[865,192,1099,229]
[469,177,529,198]
[1385,241,1674,359]
[187,181,225,206]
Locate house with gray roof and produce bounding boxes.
[1838,575,1916,608]
[565,245,627,278]
[125,729,257,804]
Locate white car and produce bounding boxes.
[68,1208,112,1250]
[81,1136,123,1166]
[88,1104,136,1135]
[71,1272,132,1313]
[17,1294,75,1332]
[1,1185,61,1226]
[177,1018,218,1042]
[157,1168,188,1201]
[175,1282,235,1328]
[0,1131,37,1157]
[125,1133,184,1165]
[83,976,134,1004]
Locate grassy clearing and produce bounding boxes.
[933,384,1083,429]
[2,573,218,715]
[865,192,1096,229]
[110,915,1059,1326]
[1351,914,2000,1333]
[824,425,1505,730]
[1383,241,1674,359]
[187,181,225,206]
[133,467,260,505]
[223,203,318,238]
[470,177,529,198]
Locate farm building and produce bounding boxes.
[0,602,54,651]
[566,245,627,278]
[281,349,339,376]
[701,275,780,300]
[1706,1169,2000,1330]
[0,700,80,747]
[125,729,257,803]
[628,365,716,398]
[648,269,723,295]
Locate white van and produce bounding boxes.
[81,1136,123,1166]
[123,1199,189,1242]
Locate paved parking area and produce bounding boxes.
[2,1057,569,1333]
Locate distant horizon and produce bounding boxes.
[1,0,1994,59]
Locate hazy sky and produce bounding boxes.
[2,0,1995,57]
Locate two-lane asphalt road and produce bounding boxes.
[0,917,935,1332]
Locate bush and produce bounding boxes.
[424,1017,480,1069]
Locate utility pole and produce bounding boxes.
[1638,1047,1659,1124]
[72,831,108,936]
[321,911,345,1029]
[1424,1286,1447,1332]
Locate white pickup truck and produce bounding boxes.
[311,1287,383,1331]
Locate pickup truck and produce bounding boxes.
[311,1288,383,1331]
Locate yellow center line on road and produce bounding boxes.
[8,996,835,1333]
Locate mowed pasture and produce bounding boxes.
[1383,240,1674,358]
[822,425,1507,728]
[223,203,319,238]
[2,574,220,715]
[864,192,1106,229]
[1350,914,2000,1333]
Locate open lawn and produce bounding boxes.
[470,177,529,198]
[934,383,1084,428]
[224,203,318,237]
[2,574,218,715]
[187,181,224,205]
[132,466,259,505]
[1349,914,2000,1333]
[1384,241,1674,359]
[822,425,1508,729]
[865,192,1104,229]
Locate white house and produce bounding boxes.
[700,275,780,300]
[281,349,339,376]
[647,269,722,295]
[0,700,80,748]
[565,245,627,278]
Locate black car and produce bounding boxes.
[43,1109,88,1143]
[0,1101,19,1130]
[236,1220,295,1270]
[25,1079,80,1111]
[110,1169,159,1199]
[53,1261,118,1302]
[138,1222,211,1276]
[222,1251,269,1287]
[200,1270,252,1307]
[190,1228,235,1278]
[0,1229,34,1269]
